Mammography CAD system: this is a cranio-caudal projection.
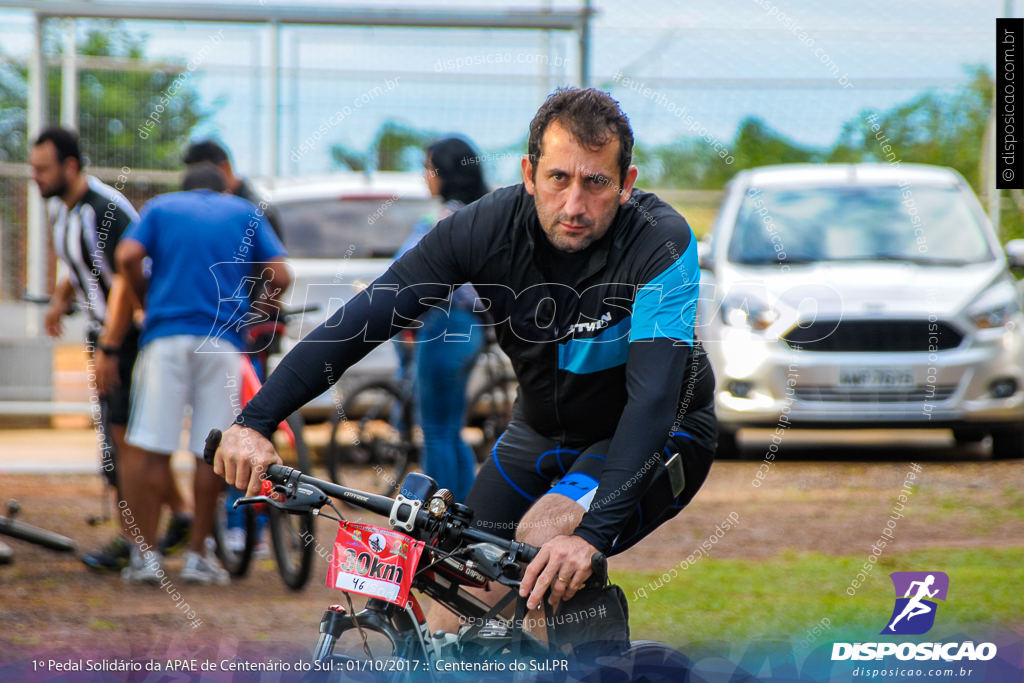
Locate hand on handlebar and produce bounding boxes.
[518,534,598,610]
[211,424,283,496]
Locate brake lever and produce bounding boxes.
[234,494,283,510]
[277,481,330,515]
[234,480,330,515]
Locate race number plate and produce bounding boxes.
[326,521,424,606]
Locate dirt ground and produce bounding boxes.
[2,432,1023,660]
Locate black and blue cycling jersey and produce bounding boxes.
[238,183,716,554]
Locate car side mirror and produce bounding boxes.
[1005,239,1024,268]
[697,240,713,270]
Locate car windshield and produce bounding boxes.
[275,197,437,259]
[727,184,992,266]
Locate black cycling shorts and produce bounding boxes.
[464,400,717,556]
[87,324,140,426]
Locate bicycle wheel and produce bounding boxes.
[326,379,418,496]
[597,640,691,682]
[212,489,256,577]
[0,516,76,552]
[469,375,518,463]
[268,506,314,590]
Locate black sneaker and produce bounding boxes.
[81,535,131,572]
[158,513,192,556]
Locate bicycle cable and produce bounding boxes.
[314,499,345,524]
[344,591,376,662]
[413,543,467,579]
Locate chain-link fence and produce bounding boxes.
[0,1,1003,300]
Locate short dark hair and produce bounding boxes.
[426,137,489,206]
[182,162,227,192]
[182,140,229,166]
[527,87,633,183]
[34,126,81,168]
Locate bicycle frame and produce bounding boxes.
[311,549,558,674]
[203,430,603,677]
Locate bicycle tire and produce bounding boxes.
[326,379,419,496]
[599,640,690,682]
[0,516,76,552]
[268,506,314,590]
[469,375,518,463]
[212,491,256,577]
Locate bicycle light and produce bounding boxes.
[427,489,455,517]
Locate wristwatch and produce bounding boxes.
[97,343,121,355]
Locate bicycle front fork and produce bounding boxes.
[313,606,348,661]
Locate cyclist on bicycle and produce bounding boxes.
[213,88,716,626]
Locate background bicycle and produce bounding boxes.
[0,500,77,565]
[324,328,517,497]
[210,305,316,589]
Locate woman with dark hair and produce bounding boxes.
[393,137,489,502]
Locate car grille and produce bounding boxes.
[783,320,964,352]
[794,386,958,403]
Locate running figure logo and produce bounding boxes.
[881,571,949,635]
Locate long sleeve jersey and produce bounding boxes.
[238,183,715,553]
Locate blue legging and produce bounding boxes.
[414,306,484,502]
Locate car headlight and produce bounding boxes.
[721,298,780,330]
[966,280,1021,329]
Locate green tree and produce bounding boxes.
[55,21,211,170]
[0,20,211,169]
[829,65,992,190]
[0,53,28,164]
[330,120,437,172]
[633,117,822,190]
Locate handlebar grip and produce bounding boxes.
[203,429,222,467]
[519,543,540,564]
[586,551,608,589]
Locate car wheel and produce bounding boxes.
[952,427,987,446]
[716,430,741,460]
[990,426,1024,460]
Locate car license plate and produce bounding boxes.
[839,367,916,389]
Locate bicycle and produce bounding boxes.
[325,328,518,495]
[0,500,77,564]
[466,327,518,463]
[210,305,317,589]
[203,428,660,682]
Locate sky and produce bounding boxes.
[0,0,1009,182]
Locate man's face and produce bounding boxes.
[29,141,75,199]
[522,120,638,253]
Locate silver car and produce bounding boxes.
[699,163,1024,459]
[253,172,437,420]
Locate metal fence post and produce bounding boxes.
[26,12,49,335]
[61,18,77,130]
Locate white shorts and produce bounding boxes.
[127,335,241,456]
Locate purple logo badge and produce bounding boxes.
[881,571,949,635]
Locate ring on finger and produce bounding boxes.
[556,576,571,583]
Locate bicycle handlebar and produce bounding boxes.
[203,429,540,564]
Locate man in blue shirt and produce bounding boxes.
[116,162,289,584]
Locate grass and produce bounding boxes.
[611,547,1024,646]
